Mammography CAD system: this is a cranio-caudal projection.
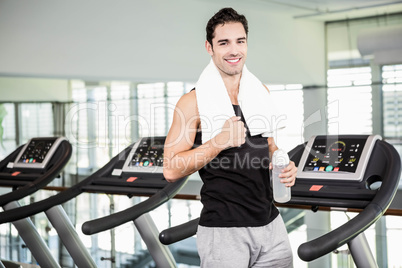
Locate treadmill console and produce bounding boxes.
[121,137,165,174]
[13,137,67,169]
[297,135,381,181]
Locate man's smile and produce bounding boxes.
[225,58,241,64]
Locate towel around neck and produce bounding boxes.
[194,59,285,144]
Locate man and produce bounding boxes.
[163,7,297,268]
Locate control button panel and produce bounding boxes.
[13,137,67,169]
[297,135,381,182]
[121,137,165,174]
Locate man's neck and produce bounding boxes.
[222,73,242,104]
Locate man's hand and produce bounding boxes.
[270,161,297,187]
[214,116,247,149]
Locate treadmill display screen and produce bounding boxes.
[17,138,59,164]
[302,137,367,173]
[128,137,165,168]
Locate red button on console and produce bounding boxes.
[309,185,323,191]
[127,177,138,182]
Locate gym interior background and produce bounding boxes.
[0,0,402,267]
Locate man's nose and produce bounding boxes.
[228,43,240,56]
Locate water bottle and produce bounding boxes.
[272,149,291,203]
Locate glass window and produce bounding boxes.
[19,103,54,142]
[268,84,304,152]
[69,87,90,170]
[381,64,402,188]
[110,82,132,156]
[166,82,186,129]
[137,83,165,137]
[90,86,109,168]
[0,103,16,159]
[69,81,195,171]
[382,64,402,138]
[327,67,373,135]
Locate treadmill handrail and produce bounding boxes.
[81,176,188,235]
[159,218,199,245]
[0,140,72,207]
[298,140,401,261]
[0,145,130,224]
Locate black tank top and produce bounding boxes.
[195,104,279,227]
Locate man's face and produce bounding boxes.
[206,22,248,78]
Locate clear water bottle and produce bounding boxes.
[272,149,291,203]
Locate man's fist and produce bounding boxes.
[215,116,247,149]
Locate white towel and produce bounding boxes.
[195,59,285,144]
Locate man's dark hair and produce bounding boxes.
[206,7,248,47]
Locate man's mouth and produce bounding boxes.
[225,58,241,64]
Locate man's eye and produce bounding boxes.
[219,42,227,46]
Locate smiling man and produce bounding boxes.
[163,7,296,267]
[206,22,247,77]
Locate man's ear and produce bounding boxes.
[205,40,213,56]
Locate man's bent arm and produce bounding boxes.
[164,135,227,182]
[163,92,246,182]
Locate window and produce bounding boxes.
[137,83,166,137]
[166,82,186,130]
[382,64,402,138]
[69,81,193,171]
[70,82,131,170]
[382,64,402,188]
[327,67,373,135]
[268,84,304,152]
[110,82,132,156]
[69,85,90,170]
[19,103,54,142]
[0,103,16,159]
[137,81,193,137]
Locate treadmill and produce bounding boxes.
[0,136,189,268]
[0,137,72,268]
[159,135,401,267]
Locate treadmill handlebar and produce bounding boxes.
[0,140,72,206]
[298,140,401,261]
[0,146,130,224]
[159,218,199,245]
[81,177,188,235]
[298,203,381,261]
[0,182,85,224]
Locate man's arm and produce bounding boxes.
[163,91,246,182]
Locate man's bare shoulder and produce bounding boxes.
[175,90,198,118]
[178,90,196,105]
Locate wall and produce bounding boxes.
[0,0,326,102]
[0,77,70,102]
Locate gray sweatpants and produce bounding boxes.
[197,215,293,268]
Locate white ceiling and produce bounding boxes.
[258,0,402,21]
